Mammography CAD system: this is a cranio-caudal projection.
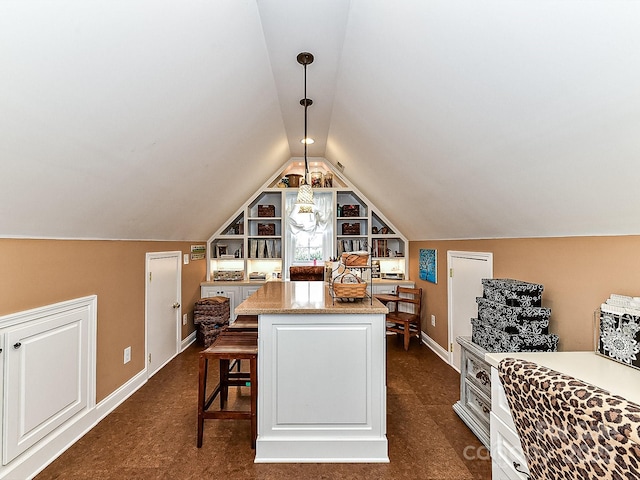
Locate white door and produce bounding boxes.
[146,252,181,378]
[447,251,493,372]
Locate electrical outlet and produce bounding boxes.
[183,313,188,325]
[124,346,131,364]
[431,315,436,327]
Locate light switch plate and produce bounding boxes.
[183,254,189,265]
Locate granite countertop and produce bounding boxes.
[485,351,640,404]
[235,281,388,315]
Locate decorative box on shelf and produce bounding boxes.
[471,318,558,352]
[341,204,360,217]
[258,223,275,236]
[341,223,360,235]
[212,270,244,281]
[472,278,558,353]
[258,205,275,217]
[476,297,550,335]
[481,278,543,307]
[597,294,640,370]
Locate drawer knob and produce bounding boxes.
[14,342,22,349]
[513,462,530,478]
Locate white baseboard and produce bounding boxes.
[181,330,196,351]
[4,369,147,480]
[421,332,450,365]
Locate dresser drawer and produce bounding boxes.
[465,351,491,395]
[463,379,491,429]
[490,413,529,480]
[491,367,517,431]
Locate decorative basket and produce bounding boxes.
[341,223,361,235]
[342,204,360,217]
[258,205,275,217]
[333,273,367,299]
[258,223,275,236]
[341,252,369,266]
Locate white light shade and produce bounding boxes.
[300,138,315,144]
[294,183,314,214]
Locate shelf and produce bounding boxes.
[206,158,408,283]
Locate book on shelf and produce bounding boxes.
[337,239,368,256]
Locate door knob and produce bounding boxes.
[173,302,180,309]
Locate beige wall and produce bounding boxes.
[0,238,206,402]
[409,235,640,353]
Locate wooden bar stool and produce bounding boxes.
[227,314,258,332]
[197,331,258,448]
[226,316,258,372]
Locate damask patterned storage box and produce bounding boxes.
[471,318,558,352]
[476,297,550,335]
[597,309,640,369]
[482,278,543,307]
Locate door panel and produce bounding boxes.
[147,252,181,378]
[4,309,88,464]
[448,251,493,371]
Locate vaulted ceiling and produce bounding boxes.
[2,1,639,241]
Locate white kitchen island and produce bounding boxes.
[235,281,389,463]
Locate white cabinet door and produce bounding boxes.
[242,286,259,300]
[4,308,89,464]
[201,286,238,322]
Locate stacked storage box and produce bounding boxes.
[471,278,558,352]
[194,296,230,347]
[597,294,640,368]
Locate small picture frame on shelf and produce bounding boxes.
[216,245,228,258]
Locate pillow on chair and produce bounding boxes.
[289,266,324,281]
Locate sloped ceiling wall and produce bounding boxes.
[1,1,639,241]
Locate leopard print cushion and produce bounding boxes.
[499,358,640,480]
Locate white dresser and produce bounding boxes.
[453,336,491,449]
[485,351,640,479]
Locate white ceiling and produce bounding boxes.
[1,0,639,241]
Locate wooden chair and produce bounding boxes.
[197,331,258,449]
[289,266,324,281]
[227,314,258,332]
[384,286,423,351]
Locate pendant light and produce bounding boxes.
[294,52,315,215]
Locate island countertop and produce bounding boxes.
[235,281,388,315]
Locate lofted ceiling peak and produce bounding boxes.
[1,1,639,242]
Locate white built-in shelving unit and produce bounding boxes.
[206,158,409,282]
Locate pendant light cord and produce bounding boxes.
[303,62,309,183]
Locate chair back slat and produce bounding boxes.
[395,286,423,316]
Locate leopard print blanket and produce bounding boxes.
[498,358,640,480]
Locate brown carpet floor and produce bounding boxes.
[37,336,491,479]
